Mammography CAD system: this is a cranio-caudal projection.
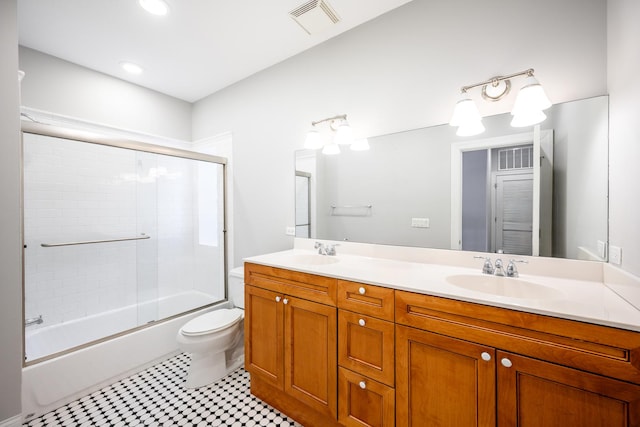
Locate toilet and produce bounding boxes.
[177,267,245,388]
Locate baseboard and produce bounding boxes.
[0,414,22,427]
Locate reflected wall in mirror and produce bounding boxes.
[295,96,609,261]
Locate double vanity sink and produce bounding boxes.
[243,244,640,426]
[247,246,640,331]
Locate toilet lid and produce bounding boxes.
[181,308,243,336]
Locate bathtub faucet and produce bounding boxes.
[25,315,43,327]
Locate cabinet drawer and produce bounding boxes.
[338,309,395,386]
[395,290,640,384]
[338,280,394,321]
[338,367,395,427]
[245,262,337,306]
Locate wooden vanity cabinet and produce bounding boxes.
[395,289,640,427]
[337,281,396,427]
[244,263,339,426]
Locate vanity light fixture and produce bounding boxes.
[450,68,551,136]
[304,114,367,154]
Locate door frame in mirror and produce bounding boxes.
[450,128,554,255]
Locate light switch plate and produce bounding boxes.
[411,218,430,228]
[610,245,622,265]
[285,226,296,236]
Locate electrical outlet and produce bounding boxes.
[610,245,622,265]
[285,226,296,236]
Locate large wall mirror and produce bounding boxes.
[295,95,609,261]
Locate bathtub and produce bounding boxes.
[22,291,228,421]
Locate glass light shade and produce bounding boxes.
[511,109,547,127]
[334,122,354,145]
[511,76,551,115]
[304,129,323,149]
[139,0,169,15]
[450,92,482,127]
[322,143,341,155]
[350,138,370,151]
[456,120,485,137]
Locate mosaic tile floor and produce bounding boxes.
[23,353,302,427]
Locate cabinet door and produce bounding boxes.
[338,367,395,427]
[284,296,338,418]
[244,285,284,389]
[497,351,640,427]
[396,325,496,427]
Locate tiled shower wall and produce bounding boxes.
[23,133,224,328]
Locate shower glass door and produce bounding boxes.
[22,125,226,363]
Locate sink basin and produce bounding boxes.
[286,254,340,266]
[446,274,564,300]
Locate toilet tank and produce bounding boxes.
[228,266,245,309]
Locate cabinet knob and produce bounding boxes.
[275,296,281,303]
[358,287,366,295]
[283,298,289,305]
[481,352,491,362]
[359,381,366,390]
[501,357,513,368]
[358,319,366,327]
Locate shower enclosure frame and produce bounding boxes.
[20,121,229,367]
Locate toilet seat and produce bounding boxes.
[180,309,243,337]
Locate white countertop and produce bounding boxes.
[244,249,640,332]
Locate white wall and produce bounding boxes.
[0,0,23,423]
[608,0,640,277]
[192,0,607,264]
[19,47,192,142]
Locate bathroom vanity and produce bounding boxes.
[243,247,640,427]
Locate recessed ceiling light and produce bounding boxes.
[139,0,169,16]
[120,61,144,75]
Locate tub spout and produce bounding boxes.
[25,315,43,327]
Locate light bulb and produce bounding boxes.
[334,121,354,145]
[450,92,482,127]
[512,76,551,116]
[456,120,485,137]
[304,129,323,149]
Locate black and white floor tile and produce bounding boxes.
[23,353,302,427]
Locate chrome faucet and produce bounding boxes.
[506,259,528,277]
[474,256,494,275]
[315,242,339,256]
[494,259,505,276]
[25,315,43,327]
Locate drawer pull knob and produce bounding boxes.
[275,296,281,303]
[358,287,366,295]
[501,358,513,368]
[283,298,289,305]
[359,381,366,390]
[481,352,491,362]
[358,319,366,327]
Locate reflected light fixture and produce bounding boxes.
[120,61,144,75]
[304,114,367,154]
[450,68,551,136]
[139,0,169,16]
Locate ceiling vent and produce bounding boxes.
[290,0,341,35]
